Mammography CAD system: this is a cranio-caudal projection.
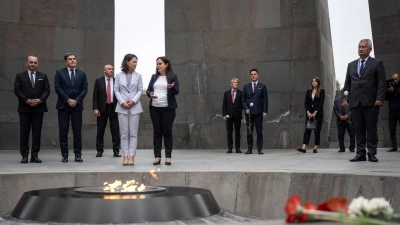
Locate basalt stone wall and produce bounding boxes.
[0,0,114,150]
[166,0,335,149]
[369,0,400,148]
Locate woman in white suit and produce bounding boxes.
[114,54,143,166]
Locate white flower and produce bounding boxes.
[368,197,393,216]
[348,196,369,216]
[348,196,394,217]
[344,91,349,96]
[226,115,229,118]
[250,103,253,107]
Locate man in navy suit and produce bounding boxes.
[343,39,386,162]
[242,69,268,154]
[222,78,243,153]
[54,53,88,163]
[93,64,120,157]
[14,56,50,163]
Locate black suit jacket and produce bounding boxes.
[343,57,386,108]
[93,76,118,113]
[14,71,50,112]
[333,98,351,125]
[242,82,268,114]
[304,89,325,116]
[54,67,88,110]
[222,89,243,120]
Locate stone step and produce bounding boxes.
[329,141,386,148]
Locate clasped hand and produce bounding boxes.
[307,111,316,118]
[122,100,135,109]
[26,99,42,107]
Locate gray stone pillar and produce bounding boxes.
[165,0,335,149]
[0,0,114,150]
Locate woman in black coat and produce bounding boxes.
[297,77,325,153]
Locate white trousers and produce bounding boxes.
[118,113,140,157]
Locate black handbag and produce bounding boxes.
[306,118,317,130]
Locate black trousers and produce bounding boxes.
[150,106,176,158]
[388,110,400,149]
[96,104,120,152]
[226,118,241,150]
[352,104,380,156]
[337,121,355,150]
[245,113,263,151]
[58,109,83,158]
[303,115,323,146]
[19,112,44,157]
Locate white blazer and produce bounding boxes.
[114,71,143,115]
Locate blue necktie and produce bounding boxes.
[359,60,365,75]
[70,69,75,85]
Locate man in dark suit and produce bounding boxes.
[54,53,88,163]
[333,89,355,153]
[14,56,50,163]
[222,78,243,153]
[93,64,120,157]
[343,39,386,162]
[242,69,268,154]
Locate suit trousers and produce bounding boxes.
[96,104,120,152]
[19,112,44,157]
[118,112,140,157]
[150,106,176,158]
[303,115,323,146]
[388,110,400,149]
[337,121,355,150]
[226,118,241,150]
[58,109,83,158]
[352,104,380,155]
[245,113,263,151]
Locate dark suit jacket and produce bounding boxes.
[343,57,386,108]
[222,89,243,120]
[54,67,88,110]
[146,74,179,110]
[242,82,268,114]
[333,98,351,125]
[304,89,325,116]
[14,71,50,112]
[93,76,118,113]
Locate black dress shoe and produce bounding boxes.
[30,156,42,163]
[153,159,161,165]
[258,150,264,154]
[96,151,103,157]
[21,156,28,164]
[236,149,242,153]
[113,152,121,157]
[349,154,366,162]
[368,154,378,162]
[338,149,345,152]
[387,148,397,152]
[75,157,83,162]
[226,150,232,153]
[313,149,317,153]
[61,157,68,163]
[296,148,306,153]
[349,149,355,152]
[245,150,252,154]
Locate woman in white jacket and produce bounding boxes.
[114,54,143,166]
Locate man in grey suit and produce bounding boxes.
[343,39,386,162]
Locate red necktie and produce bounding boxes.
[253,82,256,93]
[107,78,111,104]
[231,91,234,102]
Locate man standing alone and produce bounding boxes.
[54,53,88,163]
[242,69,268,154]
[14,56,50,163]
[343,39,386,162]
[93,65,120,157]
[222,78,243,153]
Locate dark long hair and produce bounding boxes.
[310,77,321,97]
[153,56,174,82]
[120,54,138,73]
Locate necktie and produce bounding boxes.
[70,69,75,85]
[253,82,256,93]
[231,91,234,102]
[107,78,111,104]
[30,72,35,88]
[359,60,365,75]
